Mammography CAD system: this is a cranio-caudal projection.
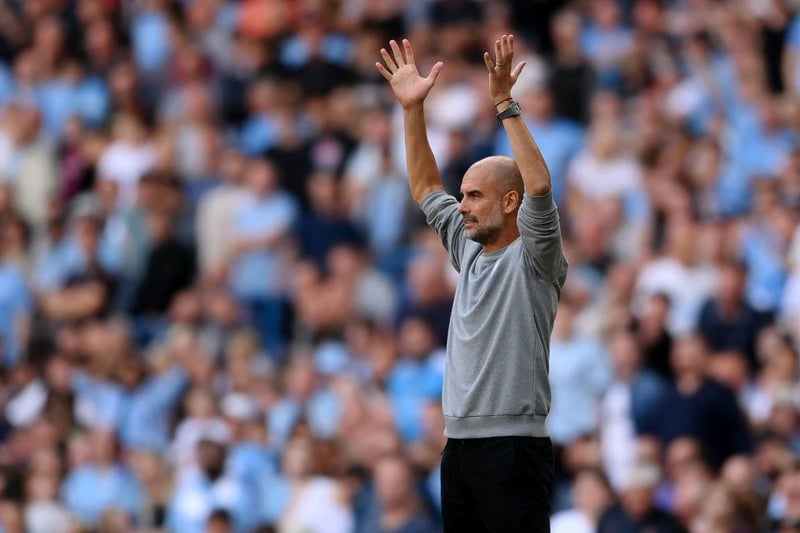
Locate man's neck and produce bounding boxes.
[482,227,520,253]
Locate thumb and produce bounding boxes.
[511,61,526,81]
[426,61,444,85]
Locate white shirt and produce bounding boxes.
[551,509,594,533]
[568,152,642,200]
[97,141,156,208]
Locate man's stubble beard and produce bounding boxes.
[464,202,505,246]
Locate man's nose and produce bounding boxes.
[458,198,468,214]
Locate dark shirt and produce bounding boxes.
[639,378,751,468]
[133,239,195,315]
[697,298,769,370]
[598,503,686,533]
[357,510,440,533]
[294,212,364,268]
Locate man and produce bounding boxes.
[376,35,568,532]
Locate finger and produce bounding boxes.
[511,61,526,80]
[403,39,415,65]
[426,61,444,84]
[483,51,494,73]
[375,62,392,82]
[380,48,397,72]
[494,39,502,64]
[390,39,405,66]
[508,34,515,57]
[504,34,513,59]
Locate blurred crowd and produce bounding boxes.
[0,0,799,532]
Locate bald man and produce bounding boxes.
[377,35,568,532]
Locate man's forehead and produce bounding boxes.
[461,164,494,190]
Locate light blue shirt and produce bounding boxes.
[494,118,583,205]
[547,337,612,444]
[267,388,342,447]
[118,368,189,452]
[131,9,172,73]
[387,356,444,442]
[229,192,297,298]
[0,266,31,367]
[62,464,144,527]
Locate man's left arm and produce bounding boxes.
[485,35,566,281]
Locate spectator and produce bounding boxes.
[167,439,256,533]
[61,429,144,528]
[640,335,752,469]
[551,467,614,533]
[227,158,297,357]
[597,461,685,533]
[548,301,612,445]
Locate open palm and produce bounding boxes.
[376,39,443,109]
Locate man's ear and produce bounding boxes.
[503,190,520,214]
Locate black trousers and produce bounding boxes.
[441,436,554,533]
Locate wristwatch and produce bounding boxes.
[496,100,522,121]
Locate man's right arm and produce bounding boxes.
[376,39,444,204]
[403,104,443,204]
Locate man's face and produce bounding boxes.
[459,167,505,245]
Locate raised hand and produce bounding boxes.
[483,34,526,105]
[376,39,443,109]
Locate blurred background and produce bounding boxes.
[0,0,798,532]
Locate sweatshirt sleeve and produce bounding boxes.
[420,190,466,272]
[517,191,568,283]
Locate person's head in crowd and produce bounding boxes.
[398,316,437,359]
[721,455,758,494]
[636,435,663,466]
[283,356,318,402]
[115,356,145,392]
[282,435,318,481]
[373,453,424,515]
[84,17,119,72]
[587,119,623,161]
[406,251,452,305]
[168,290,204,326]
[608,329,642,381]
[32,15,65,70]
[205,508,232,533]
[216,147,247,186]
[673,457,714,525]
[196,439,227,482]
[671,335,710,383]
[572,468,615,524]
[70,206,104,264]
[755,436,795,484]
[765,389,800,441]
[664,437,705,482]
[756,327,799,381]
[778,466,800,529]
[89,429,119,467]
[244,158,279,199]
[144,207,175,245]
[564,434,604,474]
[183,386,220,422]
[620,461,661,520]
[326,242,367,282]
[551,9,582,58]
[307,170,341,218]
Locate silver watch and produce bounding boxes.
[496,100,522,121]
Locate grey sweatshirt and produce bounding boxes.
[421,190,568,439]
